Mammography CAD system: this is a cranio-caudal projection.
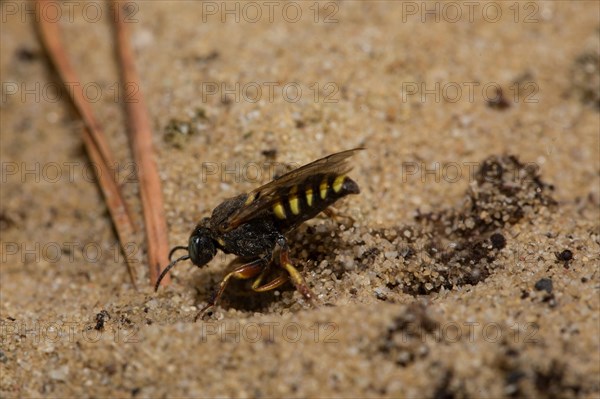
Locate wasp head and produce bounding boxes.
[154,218,217,292]
[188,225,217,267]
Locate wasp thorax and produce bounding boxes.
[188,227,217,267]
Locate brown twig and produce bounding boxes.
[35,0,138,288]
[112,1,171,287]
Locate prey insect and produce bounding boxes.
[155,148,363,319]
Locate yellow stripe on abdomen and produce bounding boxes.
[289,196,300,215]
[273,202,286,219]
[332,175,346,193]
[305,189,313,206]
[320,177,328,199]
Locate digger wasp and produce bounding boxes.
[155,148,363,319]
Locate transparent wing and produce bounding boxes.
[218,147,364,232]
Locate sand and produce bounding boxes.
[1,1,599,397]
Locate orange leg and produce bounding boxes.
[277,238,316,306]
[195,258,265,321]
[252,272,289,292]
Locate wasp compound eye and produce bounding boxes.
[188,231,217,267]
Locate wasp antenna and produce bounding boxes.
[168,246,189,262]
[155,255,190,292]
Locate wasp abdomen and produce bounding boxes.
[271,173,359,229]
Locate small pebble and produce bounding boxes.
[557,249,573,261]
[49,365,69,381]
[534,278,553,294]
[490,233,506,250]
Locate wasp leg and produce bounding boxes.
[195,258,265,321]
[248,260,289,292]
[251,272,289,292]
[276,238,316,306]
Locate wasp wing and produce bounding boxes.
[217,147,364,232]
